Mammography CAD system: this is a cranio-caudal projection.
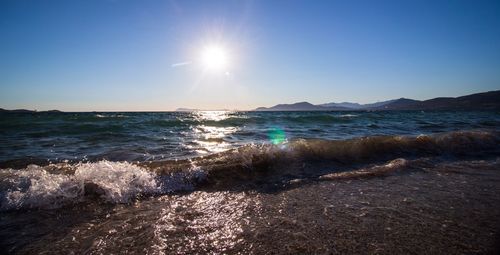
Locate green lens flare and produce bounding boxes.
[268,127,286,144]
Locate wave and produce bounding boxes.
[286,130,499,161]
[1,130,498,211]
[145,116,253,128]
[339,114,358,118]
[146,114,356,128]
[0,161,205,211]
[174,130,499,188]
[95,114,128,118]
[280,114,354,124]
[318,158,408,180]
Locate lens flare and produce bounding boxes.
[268,127,286,145]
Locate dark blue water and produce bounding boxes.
[1,110,499,164]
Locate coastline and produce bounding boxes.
[2,157,499,254]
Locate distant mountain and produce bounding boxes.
[254,90,500,111]
[255,102,349,111]
[320,102,363,109]
[320,99,397,109]
[369,98,421,110]
[0,108,62,113]
[176,108,200,112]
[0,108,35,113]
[371,91,500,110]
[255,102,326,111]
[362,99,399,109]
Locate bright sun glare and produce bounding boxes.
[201,45,229,72]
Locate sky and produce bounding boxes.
[1,0,499,111]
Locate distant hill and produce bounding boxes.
[254,90,500,111]
[320,102,363,109]
[362,99,399,109]
[320,99,397,109]
[255,102,349,111]
[369,98,421,110]
[370,91,500,110]
[0,108,62,113]
[175,108,200,112]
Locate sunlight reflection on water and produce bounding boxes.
[185,111,239,154]
[152,191,260,254]
[193,110,233,122]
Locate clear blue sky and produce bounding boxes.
[1,0,499,111]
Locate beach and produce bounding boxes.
[1,157,499,254]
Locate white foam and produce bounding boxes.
[74,161,158,203]
[95,113,128,118]
[0,165,81,210]
[0,161,206,211]
[339,114,358,118]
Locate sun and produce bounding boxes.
[201,45,229,72]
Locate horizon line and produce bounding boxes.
[1,89,498,112]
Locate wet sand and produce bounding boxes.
[2,158,500,254]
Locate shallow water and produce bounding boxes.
[2,158,500,254]
[0,110,499,254]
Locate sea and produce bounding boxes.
[1,110,499,254]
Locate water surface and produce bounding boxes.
[1,110,499,254]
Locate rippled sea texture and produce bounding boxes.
[1,110,499,254]
[1,110,499,164]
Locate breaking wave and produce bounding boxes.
[1,130,498,211]
[0,161,205,211]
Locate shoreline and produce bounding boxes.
[2,157,499,254]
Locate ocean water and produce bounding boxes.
[1,110,500,254]
[1,110,499,164]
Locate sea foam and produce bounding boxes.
[0,161,205,211]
